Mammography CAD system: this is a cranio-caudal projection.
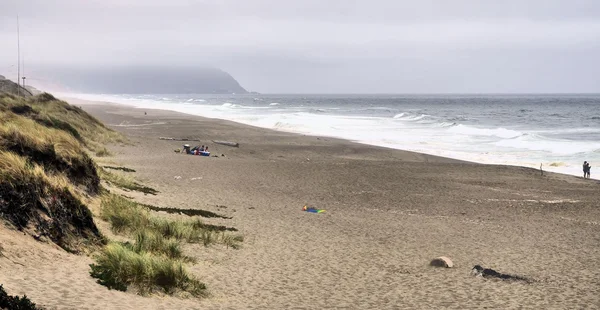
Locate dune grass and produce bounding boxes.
[0,92,125,147]
[95,147,112,157]
[126,230,184,260]
[99,193,150,234]
[99,169,159,195]
[89,243,207,296]
[94,194,242,294]
[0,151,103,252]
[0,112,100,193]
[99,194,241,248]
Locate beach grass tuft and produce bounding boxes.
[94,194,242,295]
[89,242,207,296]
[95,147,112,157]
[100,194,242,248]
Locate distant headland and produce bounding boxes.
[30,66,249,94]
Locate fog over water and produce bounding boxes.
[1,0,600,93]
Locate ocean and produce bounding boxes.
[70,93,600,179]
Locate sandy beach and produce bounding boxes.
[1,98,599,309]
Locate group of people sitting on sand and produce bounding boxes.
[583,161,592,179]
[182,144,210,156]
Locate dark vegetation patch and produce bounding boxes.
[115,182,158,195]
[191,221,238,232]
[103,165,136,173]
[0,284,43,310]
[472,265,533,283]
[99,169,158,195]
[139,203,232,220]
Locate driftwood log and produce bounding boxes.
[212,140,239,147]
[159,137,200,141]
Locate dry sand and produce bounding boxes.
[1,98,600,309]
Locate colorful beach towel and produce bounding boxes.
[302,205,326,213]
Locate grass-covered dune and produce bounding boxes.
[0,93,114,251]
[0,92,242,298]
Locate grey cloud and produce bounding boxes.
[1,0,599,93]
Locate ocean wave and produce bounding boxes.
[591,116,600,120]
[270,102,280,106]
[436,122,458,128]
[447,124,522,139]
[493,134,600,155]
[393,113,429,121]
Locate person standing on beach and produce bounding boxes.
[586,162,591,179]
[583,161,591,179]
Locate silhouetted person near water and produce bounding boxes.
[583,161,591,179]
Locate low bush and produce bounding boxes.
[0,284,42,310]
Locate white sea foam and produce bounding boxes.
[447,124,522,139]
[58,92,600,179]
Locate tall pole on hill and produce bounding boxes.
[17,15,21,96]
[22,53,26,89]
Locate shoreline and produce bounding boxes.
[63,96,597,181]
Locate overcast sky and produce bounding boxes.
[1,0,599,93]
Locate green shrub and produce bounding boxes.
[0,284,43,310]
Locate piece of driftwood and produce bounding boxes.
[212,140,239,147]
[159,137,201,141]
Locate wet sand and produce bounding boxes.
[1,98,599,309]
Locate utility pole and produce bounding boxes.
[17,15,21,96]
[22,53,26,89]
